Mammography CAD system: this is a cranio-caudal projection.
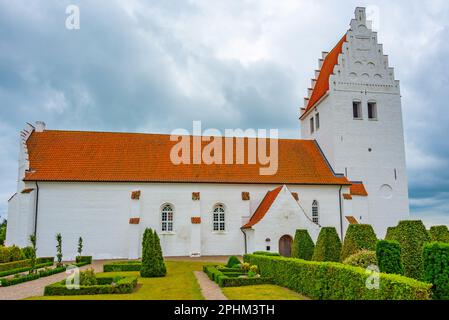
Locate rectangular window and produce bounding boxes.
[353,101,362,119]
[310,117,315,134]
[368,102,377,120]
[315,113,320,130]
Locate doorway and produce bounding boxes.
[279,235,293,257]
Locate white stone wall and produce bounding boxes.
[7,181,344,259]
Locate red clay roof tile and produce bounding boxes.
[350,182,368,196]
[242,186,283,229]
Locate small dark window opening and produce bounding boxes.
[394,169,397,180]
[353,101,362,119]
[266,246,271,251]
[316,113,320,130]
[310,117,315,134]
[345,167,348,177]
[368,102,377,119]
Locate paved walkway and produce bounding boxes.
[194,271,228,300]
[0,260,104,300]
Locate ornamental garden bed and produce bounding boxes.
[0,258,91,287]
[203,265,272,287]
[103,261,142,272]
[0,257,54,277]
[44,275,138,296]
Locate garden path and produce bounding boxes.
[194,271,228,300]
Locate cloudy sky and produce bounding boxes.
[0,0,448,226]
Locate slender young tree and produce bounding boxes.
[29,234,37,274]
[56,233,63,267]
[77,237,83,257]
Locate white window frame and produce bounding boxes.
[213,204,226,232]
[161,203,174,232]
[353,101,362,119]
[312,200,319,225]
[368,101,378,120]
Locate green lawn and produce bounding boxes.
[222,284,309,300]
[28,260,205,300]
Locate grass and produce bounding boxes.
[222,284,309,300]
[28,260,205,300]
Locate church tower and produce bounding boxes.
[300,7,410,236]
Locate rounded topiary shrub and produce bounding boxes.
[292,229,315,261]
[226,256,241,268]
[312,227,341,262]
[423,242,449,300]
[341,224,377,261]
[376,240,404,275]
[429,226,449,243]
[388,220,430,280]
[343,250,377,269]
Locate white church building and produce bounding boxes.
[6,8,409,260]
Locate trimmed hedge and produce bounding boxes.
[76,256,92,264]
[312,227,341,262]
[385,227,397,240]
[423,242,449,300]
[253,252,280,257]
[244,254,432,300]
[376,240,404,275]
[0,261,54,278]
[429,226,449,243]
[292,229,315,261]
[0,260,87,287]
[141,229,166,278]
[0,245,23,263]
[343,250,377,269]
[44,276,138,296]
[203,265,271,288]
[387,220,430,279]
[0,257,54,272]
[341,224,377,261]
[103,261,142,272]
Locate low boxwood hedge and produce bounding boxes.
[0,261,54,278]
[253,252,281,257]
[0,257,54,273]
[0,261,89,287]
[76,256,92,264]
[244,254,432,300]
[103,261,142,272]
[44,276,138,296]
[203,265,271,287]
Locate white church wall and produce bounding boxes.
[20,181,344,259]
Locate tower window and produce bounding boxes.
[315,113,320,130]
[353,101,362,119]
[310,117,315,134]
[368,102,377,120]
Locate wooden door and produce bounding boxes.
[279,235,293,257]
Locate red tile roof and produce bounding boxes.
[350,182,368,196]
[301,35,346,119]
[23,130,350,185]
[242,186,283,229]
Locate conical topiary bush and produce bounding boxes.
[153,231,167,277]
[340,224,377,261]
[312,227,341,262]
[292,229,315,260]
[140,228,154,277]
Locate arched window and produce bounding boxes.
[312,200,319,224]
[161,204,174,232]
[213,204,225,231]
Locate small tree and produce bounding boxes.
[312,227,341,262]
[429,226,449,243]
[423,242,449,300]
[140,228,154,277]
[341,224,377,261]
[29,234,37,274]
[376,240,404,275]
[292,229,315,260]
[77,237,83,257]
[153,231,167,277]
[56,233,63,267]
